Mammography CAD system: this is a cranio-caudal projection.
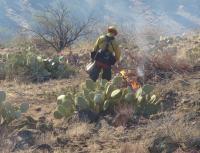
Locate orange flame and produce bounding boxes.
[130,80,140,90]
[120,69,140,90]
[120,70,128,79]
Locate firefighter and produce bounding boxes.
[89,26,121,81]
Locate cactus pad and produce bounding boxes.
[20,103,29,113]
[54,111,63,119]
[142,84,154,94]
[111,89,122,99]
[75,97,89,110]
[0,91,6,103]
[125,93,135,103]
[85,79,96,90]
[57,95,67,105]
[94,93,104,104]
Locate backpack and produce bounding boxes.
[93,35,116,66]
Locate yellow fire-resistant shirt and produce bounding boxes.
[93,33,121,61]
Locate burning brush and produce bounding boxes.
[120,70,141,90]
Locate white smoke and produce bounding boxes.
[177,5,200,26]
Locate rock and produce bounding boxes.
[148,136,179,153]
[11,129,39,152]
[70,109,99,123]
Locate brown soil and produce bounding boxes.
[0,68,199,153]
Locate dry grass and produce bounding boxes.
[162,120,200,144]
[112,104,134,127]
[150,51,192,72]
[174,148,200,153]
[0,34,199,153]
[98,124,116,141]
[88,142,102,153]
[0,126,11,153]
[119,49,193,84]
[120,142,147,153]
[66,122,93,139]
[118,34,200,84]
[146,114,200,151]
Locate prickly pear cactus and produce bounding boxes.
[93,93,105,113]
[54,94,74,119]
[142,84,154,94]
[94,93,104,104]
[134,85,160,116]
[85,79,96,90]
[54,77,160,119]
[111,89,122,99]
[57,95,67,105]
[105,84,114,98]
[20,103,29,113]
[124,93,135,103]
[99,79,108,87]
[103,99,115,111]
[0,91,6,103]
[0,91,29,124]
[112,76,123,86]
[149,95,157,104]
[75,96,89,111]
[54,111,63,119]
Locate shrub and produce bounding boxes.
[1,51,75,82]
[0,91,29,124]
[186,47,200,65]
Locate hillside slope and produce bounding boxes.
[0,0,200,40]
[0,68,199,153]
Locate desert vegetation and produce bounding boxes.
[0,30,199,153]
[0,1,200,153]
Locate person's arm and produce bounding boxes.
[112,41,121,61]
[91,36,101,60]
[93,37,101,52]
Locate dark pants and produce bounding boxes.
[89,65,111,81]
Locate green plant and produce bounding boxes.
[2,50,75,82]
[27,54,51,82]
[54,94,75,119]
[0,91,29,124]
[43,56,75,79]
[4,52,28,79]
[0,61,6,80]
[135,85,160,116]
[54,76,161,119]
[28,54,75,81]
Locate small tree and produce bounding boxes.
[28,2,94,52]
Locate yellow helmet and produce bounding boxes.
[108,26,118,35]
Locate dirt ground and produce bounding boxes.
[0,68,199,153]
